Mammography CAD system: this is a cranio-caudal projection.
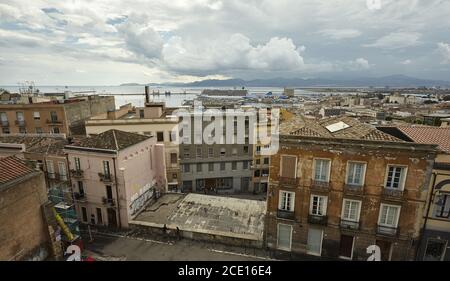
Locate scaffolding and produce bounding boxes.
[48,184,80,242]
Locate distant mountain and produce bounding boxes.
[121,75,450,88]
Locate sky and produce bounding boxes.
[0,0,450,85]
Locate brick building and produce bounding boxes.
[265,116,437,260]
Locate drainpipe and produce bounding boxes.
[113,156,122,228]
[415,172,437,260]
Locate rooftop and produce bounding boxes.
[0,135,68,156]
[0,156,40,189]
[65,129,151,151]
[395,126,450,153]
[281,116,402,142]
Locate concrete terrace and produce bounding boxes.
[130,193,266,245]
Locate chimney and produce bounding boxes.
[145,85,150,104]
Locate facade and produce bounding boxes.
[265,116,437,260]
[0,95,114,136]
[178,110,254,194]
[379,126,450,260]
[65,129,167,228]
[85,102,180,191]
[0,156,55,261]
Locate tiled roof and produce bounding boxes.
[0,156,38,187]
[282,116,403,142]
[0,135,68,156]
[67,129,151,151]
[396,126,450,153]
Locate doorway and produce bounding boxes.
[307,228,323,256]
[339,235,355,260]
[107,208,118,228]
[376,240,392,261]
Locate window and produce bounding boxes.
[2,127,10,134]
[424,239,447,261]
[77,181,84,195]
[232,161,237,170]
[19,127,26,133]
[74,157,81,171]
[277,224,292,251]
[170,153,177,164]
[0,112,7,123]
[196,147,202,158]
[256,146,261,154]
[103,160,110,177]
[220,147,226,156]
[310,195,327,216]
[208,147,214,157]
[96,208,103,224]
[243,146,249,154]
[183,164,190,173]
[183,148,190,158]
[262,169,269,176]
[243,161,249,169]
[263,158,269,165]
[58,162,67,181]
[434,194,450,218]
[33,112,40,120]
[157,131,164,142]
[139,109,144,118]
[232,148,237,155]
[208,163,214,172]
[50,111,58,122]
[279,191,295,211]
[52,127,60,134]
[172,173,177,179]
[385,166,407,190]
[341,199,361,222]
[16,111,24,122]
[81,207,87,222]
[254,170,261,177]
[256,159,261,165]
[170,131,177,142]
[378,204,401,227]
[347,162,365,186]
[218,162,224,171]
[196,163,202,172]
[280,155,297,178]
[314,159,330,182]
[35,127,43,134]
[46,160,55,179]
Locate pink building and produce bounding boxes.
[65,129,166,228]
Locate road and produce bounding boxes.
[82,232,276,261]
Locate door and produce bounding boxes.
[376,240,392,261]
[106,185,113,200]
[423,239,447,261]
[339,235,354,259]
[307,228,323,256]
[107,208,117,228]
[277,224,292,251]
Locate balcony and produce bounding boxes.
[308,214,328,226]
[98,173,113,183]
[46,118,63,124]
[279,176,299,187]
[74,192,86,202]
[102,197,115,206]
[277,209,295,220]
[340,219,360,231]
[1,120,9,127]
[343,184,364,196]
[377,224,399,236]
[70,169,84,178]
[15,120,26,127]
[310,180,330,193]
[382,188,405,201]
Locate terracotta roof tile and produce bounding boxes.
[0,156,37,187]
[397,126,450,153]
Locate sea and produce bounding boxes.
[0,85,313,108]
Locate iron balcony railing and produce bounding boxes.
[1,120,9,127]
[340,219,360,230]
[343,184,364,196]
[98,172,113,182]
[277,209,295,220]
[70,169,84,178]
[308,214,328,226]
[382,188,405,200]
[279,176,299,186]
[102,197,115,206]
[74,192,86,201]
[376,224,399,236]
[46,118,63,124]
[310,180,330,192]
[15,120,25,126]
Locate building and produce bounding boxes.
[178,109,254,194]
[201,89,248,96]
[265,116,437,260]
[378,126,450,261]
[64,129,167,228]
[85,100,180,191]
[0,95,115,136]
[0,156,59,260]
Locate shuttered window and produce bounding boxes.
[280,155,297,178]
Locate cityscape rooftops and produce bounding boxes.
[65,129,151,152]
[0,156,40,190]
[394,126,450,154]
[0,134,68,156]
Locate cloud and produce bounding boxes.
[318,29,362,40]
[363,32,421,50]
[437,42,450,64]
[347,58,371,70]
[400,59,412,65]
[162,34,305,74]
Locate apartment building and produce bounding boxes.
[179,109,254,193]
[0,95,114,136]
[378,126,450,261]
[64,129,166,228]
[265,116,437,260]
[85,98,180,191]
